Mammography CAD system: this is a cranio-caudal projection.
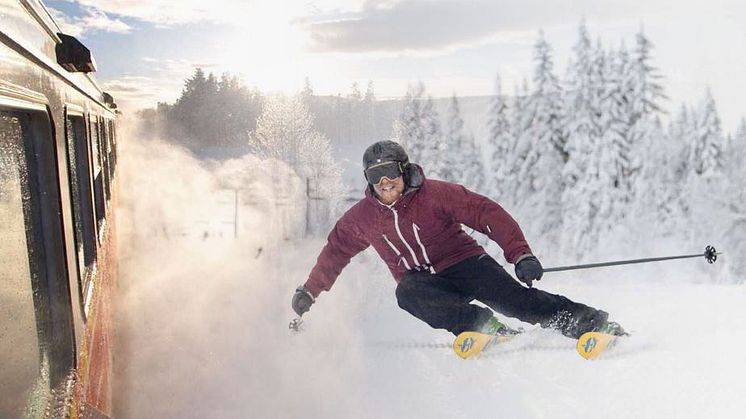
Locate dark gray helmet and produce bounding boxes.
[362,140,410,185]
[363,140,409,169]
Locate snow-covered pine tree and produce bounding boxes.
[445,94,484,190]
[684,89,729,278]
[301,76,314,107]
[642,104,691,236]
[689,88,725,177]
[463,133,485,192]
[561,21,601,258]
[394,82,445,177]
[249,95,343,233]
[723,117,746,279]
[362,81,376,143]
[686,90,727,198]
[627,28,667,209]
[593,42,636,242]
[421,96,445,179]
[728,118,746,185]
[670,104,696,181]
[486,74,514,202]
[344,82,364,145]
[394,82,427,163]
[443,94,466,183]
[516,31,566,250]
[561,21,594,186]
[593,29,668,255]
[512,79,530,142]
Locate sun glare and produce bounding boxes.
[222,4,311,94]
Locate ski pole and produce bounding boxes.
[544,245,720,273]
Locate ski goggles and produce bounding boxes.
[365,161,404,185]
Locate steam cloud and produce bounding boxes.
[112,117,428,418]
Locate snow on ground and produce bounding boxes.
[115,234,746,419]
[113,135,746,419]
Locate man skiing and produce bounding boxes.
[292,140,624,339]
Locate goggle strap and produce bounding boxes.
[367,161,398,170]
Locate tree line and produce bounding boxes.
[394,22,744,279]
[136,21,745,277]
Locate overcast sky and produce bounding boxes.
[47,0,745,131]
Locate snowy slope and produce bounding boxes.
[114,234,745,419]
[113,132,745,419]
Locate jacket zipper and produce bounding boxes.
[390,207,421,268]
[382,234,412,270]
[413,223,435,273]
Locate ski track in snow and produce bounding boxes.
[115,234,746,419]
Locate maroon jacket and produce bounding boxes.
[304,165,532,297]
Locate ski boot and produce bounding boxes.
[596,321,628,336]
[479,316,522,337]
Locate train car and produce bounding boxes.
[1,0,119,417]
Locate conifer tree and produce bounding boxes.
[684,89,729,262]
[729,118,746,182]
[722,117,746,278]
[463,134,485,192]
[642,104,691,235]
[625,31,673,241]
[560,21,605,258]
[486,74,514,201]
[443,94,466,183]
[628,28,667,187]
[445,95,484,190]
[592,43,637,239]
[394,82,445,177]
[517,31,566,248]
[513,79,530,141]
[362,81,377,142]
[724,117,746,218]
[301,77,314,107]
[690,88,725,177]
[168,68,261,158]
[250,95,343,232]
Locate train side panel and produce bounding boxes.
[1,0,119,417]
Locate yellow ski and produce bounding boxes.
[453,331,516,359]
[576,331,618,360]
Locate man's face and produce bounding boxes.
[373,175,405,205]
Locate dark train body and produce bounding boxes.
[1,0,118,417]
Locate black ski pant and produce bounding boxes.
[395,254,608,338]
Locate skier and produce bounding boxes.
[291,140,624,339]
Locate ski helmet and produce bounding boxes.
[362,140,410,185]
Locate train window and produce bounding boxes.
[109,120,117,172]
[105,119,115,178]
[65,113,97,312]
[1,109,76,416]
[101,119,112,200]
[0,112,43,418]
[89,116,106,232]
[97,117,110,203]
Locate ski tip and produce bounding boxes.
[453,331,490,359]
[453,331,514,359]
[576,331,618,360]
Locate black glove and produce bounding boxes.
[515,255,543,287]
[292,286,315,316]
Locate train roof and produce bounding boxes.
[0,0,117,110]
